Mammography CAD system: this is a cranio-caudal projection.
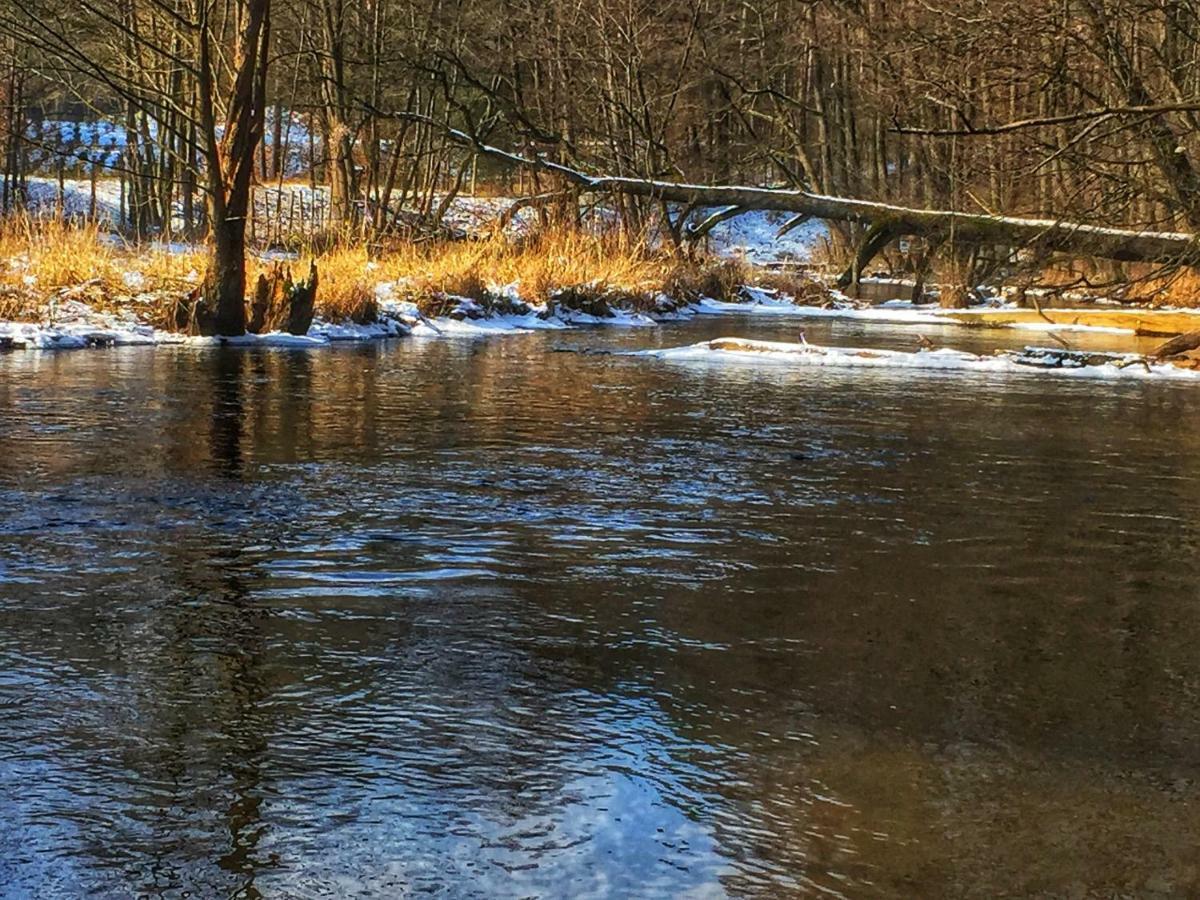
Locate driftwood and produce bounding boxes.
[1150,329,1200,359]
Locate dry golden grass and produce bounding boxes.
[305,226,681,318]
[284,244,376,320]
[665,256,753,302]
[0,218,835,328]
[0,288,39,321]
[395,228,672,303]
[0,215,205,326]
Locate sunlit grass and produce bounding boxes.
[0,215,204,300]
[0,217,830,328]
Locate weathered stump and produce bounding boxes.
[285,262,319,336]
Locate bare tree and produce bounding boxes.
[195,0,272,335]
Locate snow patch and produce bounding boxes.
[705,209,830,264]
[0,318,180,349]
[640,337,1200,381]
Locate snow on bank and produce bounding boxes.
[3,283,1187,353]
[0,314,411,351]
[692,291,1127,334]
[693,288,822,316]
[401,304,659,336]
[0,320,164,350]
[0,290,697,351]
[194,317,413,347]
[640,337,1200,382]
[0,292,415,350]
[0,300,185,350]
[407,312,562,337]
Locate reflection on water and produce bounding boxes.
[3,316,1200,897]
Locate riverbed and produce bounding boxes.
[3,315,1199,897]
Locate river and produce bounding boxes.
[2,315,1198,897]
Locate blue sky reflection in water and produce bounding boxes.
[3,315,1200,897]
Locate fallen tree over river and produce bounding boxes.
[378,112,1200,297]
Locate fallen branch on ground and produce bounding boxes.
[1151,329,1200,359]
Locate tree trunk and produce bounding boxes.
[319,0,356,227]
[195,0,272,337]
[327,120,356,224]
[205,216,249,336]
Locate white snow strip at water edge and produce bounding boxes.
[408,312,567,336]
[0,295,700,351]
[0,315,417,350]
[406,307,663,336]
[0,319,186,349]
[189,318,413,347]
[639,338,1200,381]
[695,295,951,324]
[6,293,1189,353]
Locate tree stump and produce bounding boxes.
[247,271,274,334]
[285,261,319,336]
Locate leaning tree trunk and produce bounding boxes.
[388,114,1200,275]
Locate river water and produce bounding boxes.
[2,315,1199,898]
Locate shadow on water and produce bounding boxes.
[206,352,273,896]
[210,347,247,478]
[120,349,276,897]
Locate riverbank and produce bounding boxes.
[8,287,1200,354]
[0,290,825,350]
[4,213,1200,355]
[0,215,842,347]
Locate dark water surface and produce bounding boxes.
[3,316,1200,898]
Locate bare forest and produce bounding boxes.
[3,1,1200,331]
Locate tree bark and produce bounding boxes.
[319,0,356,227]
[196,0,272,337]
